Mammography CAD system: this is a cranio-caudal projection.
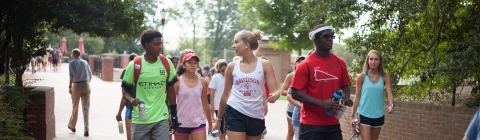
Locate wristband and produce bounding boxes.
[390,104,395,108]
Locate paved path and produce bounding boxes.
[23,64,289,140]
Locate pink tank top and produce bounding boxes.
[177,75,206,127]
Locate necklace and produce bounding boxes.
[369,74,380,83]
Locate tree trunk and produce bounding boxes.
[298,49,302,56]
[12,35,27,87]
[451,85,456,106]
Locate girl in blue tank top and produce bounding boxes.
[351,50,395,140]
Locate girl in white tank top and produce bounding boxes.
[174,52,213,139]
[212,30,280,139]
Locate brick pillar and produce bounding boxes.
[27,86,56,140]
[88,55,97,73]
[118,54,130,69]
[102,57,114,81]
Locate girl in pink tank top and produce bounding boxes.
[174,52,212,140]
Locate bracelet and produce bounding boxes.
[215,118,223,121]
[390,104,395,108]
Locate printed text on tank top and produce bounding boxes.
[227,57,265,119]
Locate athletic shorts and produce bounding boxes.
[299,124,342,140]
[52,59,58,64]
[224,105,265,136]
[359,114,385,128]
[125,108,132,119]
[132,120,169,140]
[175,124,206,136]
[287,111,293,119]
[214,110,226,133]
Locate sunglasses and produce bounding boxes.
[318,35,336,40]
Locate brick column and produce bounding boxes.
[27,86,56,140]
[118,54,130,69]
[88,55,97,73]
[102,57,114,81]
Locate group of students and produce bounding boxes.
[112,23,400,140]
[115,29,280,140]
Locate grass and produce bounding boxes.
[279,95,287,100]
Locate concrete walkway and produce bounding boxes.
[23,64,289,140]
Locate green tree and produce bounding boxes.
[170,0,206,49]
[0,0,145,86]
[204,0,244,58]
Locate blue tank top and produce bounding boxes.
[357,71,385,119]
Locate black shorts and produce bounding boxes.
[225,105,265,136]
[214,110,226,133]
[299,124,342,140]
[359,114,384,128]
[52,59,58,64]
[287,111,293,119]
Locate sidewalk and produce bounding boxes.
[23,64,289,140]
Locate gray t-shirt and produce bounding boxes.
[51,50,59,60]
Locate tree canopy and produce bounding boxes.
[239,0,480,107]
[0,0,146,86]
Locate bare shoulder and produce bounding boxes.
[200,77,208,84]
[261,59,272,65]
[286,73,294,79]
[227,61,236,68]
[357,73,366,79]
[383,73,391,81]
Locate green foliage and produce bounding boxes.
[0,76,40,139]
[0,0,146,86]
[169,0,243,60]
[240,0,480,107]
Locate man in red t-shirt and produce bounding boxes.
[290,24,353,140]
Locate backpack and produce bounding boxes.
[133,54,171,86]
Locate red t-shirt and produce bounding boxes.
[290,53,350,126]
[264,83,270,97]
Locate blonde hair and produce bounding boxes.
[232,56,242,61]
[235,30,262,50]
[362,50,387,76]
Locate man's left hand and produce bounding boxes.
[343,98,353,107]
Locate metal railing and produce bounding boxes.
[94,57,102,77]
[113,56,120,68]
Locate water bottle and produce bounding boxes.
[211,130,219,137]
[139,101,146,120]
[118,121,124,134]
[335,99,345,119]
[325,90,342,116]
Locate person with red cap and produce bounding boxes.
[173,52,213,140]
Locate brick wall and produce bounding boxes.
[255,40,291,83]
[26,86,55,140]
[339,87,476,139]
[118,54,130,69]
[101,57,114,81]
[88,56,95,73]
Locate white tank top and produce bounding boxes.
[227,58,265,119]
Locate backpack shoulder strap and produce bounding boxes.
[159,54,170,81]
[133,56,142,85]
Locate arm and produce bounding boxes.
[351,73,365,118]
[262,83,268,115]
[280,73,293,96]
[69,62,74,92]
[464,108,480,140]
[121,63,139,105]
[287,93,302,107]
[384,74,395,108]
[201,79,213,129]
[209,88,216,119]
[263,60,280,103]
[215,63,235,120]
[290,62,323,106]
[291,88,323,107]
[339,59,352,106]
[116,91,127,121]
